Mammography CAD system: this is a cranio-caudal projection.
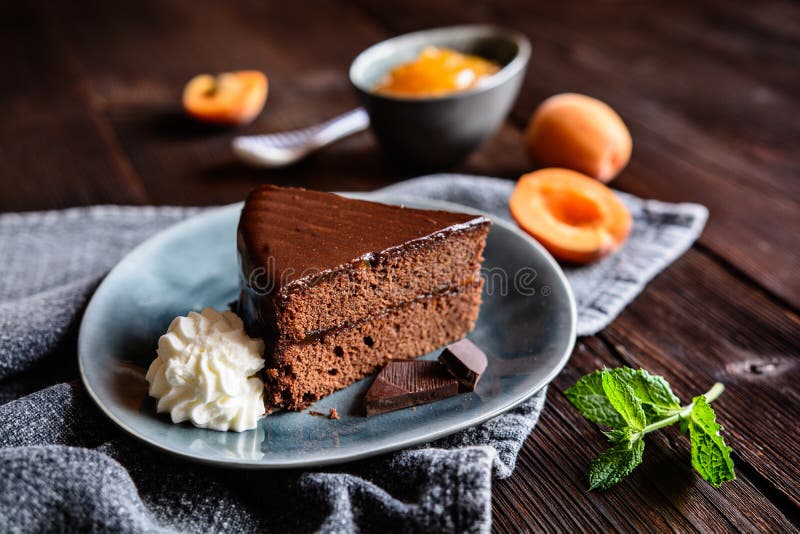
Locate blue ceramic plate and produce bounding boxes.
[78,194,576,468]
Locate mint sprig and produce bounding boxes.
[565,367,735,490]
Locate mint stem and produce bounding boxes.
[641,383,725,434]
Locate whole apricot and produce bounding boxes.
[524,93,632,183]
[183,70,268,126]
[509,168,632,264]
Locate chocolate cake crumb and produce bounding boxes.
[328,408,340,420]
[309,410,326,417]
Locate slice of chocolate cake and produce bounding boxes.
[237,185,490,411]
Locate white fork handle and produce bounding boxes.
[233,108,370,168]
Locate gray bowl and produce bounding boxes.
[350,25,531,168]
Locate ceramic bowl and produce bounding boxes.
[350,25,530,168]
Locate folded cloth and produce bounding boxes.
[0,175,707,533]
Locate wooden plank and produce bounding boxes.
[45,0,527,208]
[353,0,800,309]
[643,0,800,103]
[4,1,798,531]
[47,0,378,204]
[492,333,799,532]
[599,248,800,509]
[0,3,147,211]
[326,6,800,515]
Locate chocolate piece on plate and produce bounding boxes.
[438,338,488,391]
[364,360,459,416]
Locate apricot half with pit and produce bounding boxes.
[524,93,632,183]
[509,168,632,264]
[183,70,268,126]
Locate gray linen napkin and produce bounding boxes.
[0,175,706,533]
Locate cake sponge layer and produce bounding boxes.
[276,224,488,343]
[262,283,483,411]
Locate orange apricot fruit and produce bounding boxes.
[524,93,632,183]
[509,168,632,264]
[182,70,268,126]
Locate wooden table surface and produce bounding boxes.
[3,1,798,531]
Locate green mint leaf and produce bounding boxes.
[565,370,627,428]
[689,396,735,487]
[588,439,645,491]
[610,367,682,421]
[602,371,646,431]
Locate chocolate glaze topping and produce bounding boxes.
[237,185,489,294]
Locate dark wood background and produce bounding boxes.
[3,0,799,531]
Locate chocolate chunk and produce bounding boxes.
[365,360,459,416]
[438,338,488,391]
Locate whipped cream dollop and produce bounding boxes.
[145,308,266,432]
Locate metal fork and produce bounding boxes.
[232,108,370,168]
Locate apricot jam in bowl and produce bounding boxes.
[373,46,501,97]
[350,25,530,168]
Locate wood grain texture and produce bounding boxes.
[355,0,800,310]
[599,248,800,509]
[494,334,798,533]
[40,0,528,207]
[0,3,147,210]
[2,1,799,532]
[488,236,800,531]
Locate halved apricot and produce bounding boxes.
[182,70,268,126]
[509,168,632,264]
